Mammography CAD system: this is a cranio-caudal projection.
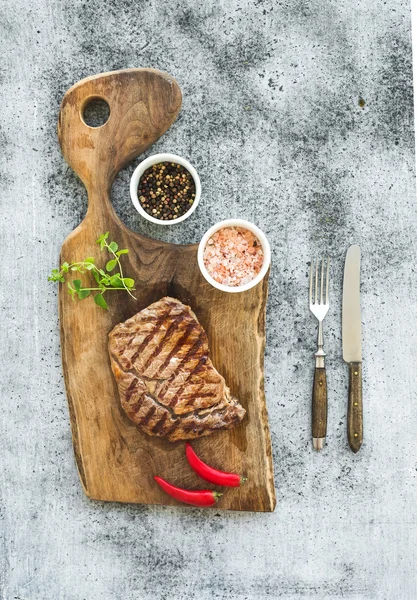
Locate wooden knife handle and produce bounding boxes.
[347,362,363,453]
[312,367,327,444]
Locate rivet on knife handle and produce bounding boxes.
[347,363,363,452]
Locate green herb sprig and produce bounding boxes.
[48,232,136,310]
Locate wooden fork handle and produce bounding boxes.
[347,362,363,453]
[312,366,327,450]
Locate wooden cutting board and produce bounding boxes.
[57,69,276,512]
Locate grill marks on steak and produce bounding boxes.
[108,297,246,441]
[153,358,227,414]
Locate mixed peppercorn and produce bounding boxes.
[138,161,196,221]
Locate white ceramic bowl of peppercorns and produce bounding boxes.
[130,153,201,225]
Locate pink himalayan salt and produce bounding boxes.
[203,226,264,287]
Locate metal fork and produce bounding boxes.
[309,257,330,451]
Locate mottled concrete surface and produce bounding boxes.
[1,0,416,598]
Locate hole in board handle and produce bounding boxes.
[82,97,110,128]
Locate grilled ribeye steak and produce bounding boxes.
[108,297,246,441]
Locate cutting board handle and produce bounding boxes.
[58,69,182,220]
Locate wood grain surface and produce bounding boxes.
[347,362,363,453]
[312,367,327,440]
[57,69,276,512]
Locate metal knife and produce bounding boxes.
[342,245,363,453]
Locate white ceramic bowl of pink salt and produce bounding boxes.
[197,219,271,293]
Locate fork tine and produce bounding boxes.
[309,260,313,305]
[315,258,318,304]
[320,258,324,305]
[326,257,330,304]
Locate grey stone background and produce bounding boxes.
[1,0,416,598]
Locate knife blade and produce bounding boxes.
[342,245,363,453]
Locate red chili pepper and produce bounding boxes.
[154,476,222,507]
[185,443,247,487]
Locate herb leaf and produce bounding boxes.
[106,259,118,272]
[110,274,123,287]
[122,278,135,288]
[94,293,108,310]
[78,289,91,299]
